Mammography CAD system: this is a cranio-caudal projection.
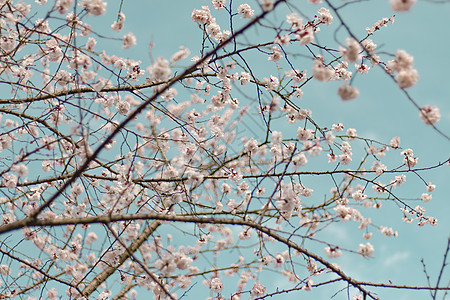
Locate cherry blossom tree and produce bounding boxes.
[0,0,449,299]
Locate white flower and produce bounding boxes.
[264,75,279,91]
[260,0,274,12]
[324,246,342,258]
[390,0,416,11]
[79,0,107,16]
[316,7,333,25]
[237,4,254,18]
[338,83,359,101]
[421,193,432,202]
[340,38,362,63]
[395,68,419,89]
[0,265,11,276]
[209,277,224,292]
[122,32,136,49]
[419,105,440,125]
[357,242,374,257]
[250,283,266,298]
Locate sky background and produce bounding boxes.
[100,0,450,299]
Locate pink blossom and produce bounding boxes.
[147,57,172,83]
[421,193,432,202]
[332,123,344,132]
[237,4,254,18]
[268,46,282,62]
[346,128,357,140]
[419,105,440,125]
[340,38,362,63]
[250,282,266,298]
[312,56,334,81]
[297,127,313,140]
[191,6,213,24]
[426,182,436,192]
[324,246,342,258]
[380,226,398,237]
[122,33,136,49]
[316,7,333,25]
[209,277,224,292]
[302,278,313,291]
[338,83,359,101]
[357,242,374,257]
[212,0,226,10]
[389,136,400,149]
[263,75,279,91]
[297,27,315,45]
[79,0,107,16]
[390,0,416,11]
[111,12,125,32]
[395,68,418,88]
[0,265,11,276]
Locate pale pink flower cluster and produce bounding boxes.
[324,246,342,258]
[250,282,267,298]
[371,161,387,175]
[237,4,254,18]
[332,123,344,132]
[419,105,441,125]
[260,0,274,12]
[312,56,334,82]
[147,57,172,83]
[316,7,333,25]
[296,26,315,45]
[0,264,11,276]
[2,173,18,189]
[111,12,125,32]
[379,226,398,237]
[421,193,432,202]
[390,0,416,11]
[340,38,362,63]
[79,0,107,16]
[352,190,367,202]
[275,183,302,221]
[192,5,231,41]
[292,153,308,169]
[355,63,370,74]
[212,0,226,10]
[372,181,387,194]
[285,69,306,83]
[191,6,213,24]
[426,182,436,192]
[122,32,136,49]
[268,46,282,62]
[391,174,406,187]
[401,148,418,168]
[339,141,352,165]
[357,242,374,257]
[366,16,395,35]
[338,83,359,101]
[389,136,400,149]
[346,128,357,140]
[302,278,314,291]
[386,50,418,89]
[334,204,362,222]
[171,46,191,63]
[286,12,303,30]
[263,75,279,91]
